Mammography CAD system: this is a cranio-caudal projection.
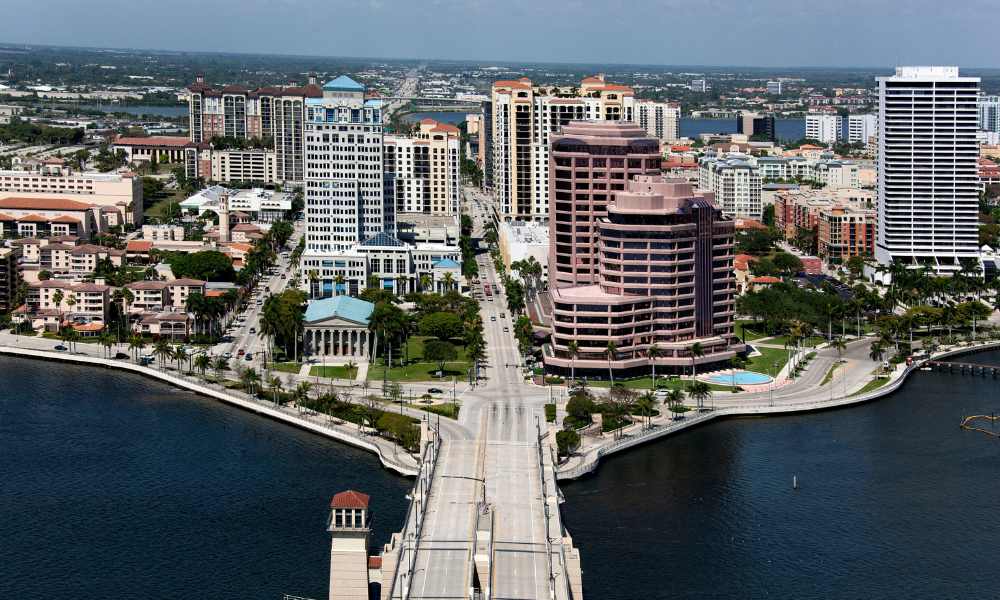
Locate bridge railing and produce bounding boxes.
[387,424,442,599]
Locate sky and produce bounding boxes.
[2,0,996,68]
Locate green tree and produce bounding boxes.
[686,380,712,411]
[419,311,464,342]
[423,339,457,377]
[555,430,580,457]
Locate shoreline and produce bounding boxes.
[556,340,1000,480]
[0,345,419,478]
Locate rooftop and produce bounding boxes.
[304,296,374,326]
[330,489,370,509]
[323,75,365,92]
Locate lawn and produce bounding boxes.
[144,187,187,221]
[272,362,303,374]
[820,360,846,386]
[310,365,358,379]
[586,376,734,392]
[418,402,460,419]
[745,346,790,375]
[735,320,769,341]
[367,336,473,383]
[851,376,890,396]
[758,334,826,348]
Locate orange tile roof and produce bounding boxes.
[114,135,193,147]
[126,240,153,252]
[0,197,94,211]
[331,490,370,509]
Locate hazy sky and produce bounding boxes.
[2,0,996,67]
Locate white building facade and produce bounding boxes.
[635,100,680,143]
[875,66,980,276]
[698,155,762,218]
[847,114,878,145]
[805,114,844,145]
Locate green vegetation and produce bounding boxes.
[271,362,303,374]
[556,430,580,457]
[0,117,84,145]
[745,346,789,375]
[851,377,890,396]
[368,335,473,382]
[311,365,357,379]
[162,250,237,282]
[735,320,768,341]
[545,403,557,423]
[820,361,845,386]
[419,402,460,419]
[588,376,733,392]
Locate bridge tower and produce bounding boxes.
[328,490,372,600]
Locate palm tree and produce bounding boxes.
[100,333,114,359]
[443,272,455,292]
[567,340,579,385]
[241,368,261,396]
[345,360,358,382]
[52,289,64,322]
[152,340,173,370]
[295,381,312,412]
[636,392,655,431]
[605,341,617,388]
[869,341,886,374]
[686,380,712,411]
[831,337,847,359]
[194,353,211,379]
[334,273,346,296]
[648,344,661,389]
[666,388,685,419]
[688,341,704,378]
[267,375,283,406]
[419,273,432,293]
[213,356,229,380]
[129,334,145,363]
[174,346,188,373]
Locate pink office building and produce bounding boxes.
[548,121,661,290]
[544,175,743,377]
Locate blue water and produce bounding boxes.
[0,357,408,600]
[402,110,470,125]
[680,117,806,142]
[706,370,772,385]
[79,104,187,118]
[563,348,1000,599]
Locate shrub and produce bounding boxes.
[556,430,580,457]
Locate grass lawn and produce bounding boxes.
[144,188,186,220]
[820,360,845,386]
[272,362,303,374]
[417,402,460,419]
[757,334,826,348]
[587,376,734,392]
[735,320,769,341]
[745,346,789,375]
[311,365,358,379]
[851,376,890,396]
[367,336,472,382]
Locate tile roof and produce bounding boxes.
[0,197,94,211]
[114,136,193,148]
[330,490,370,509]
[126,240,153,252]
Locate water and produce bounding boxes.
[0,357,408,600]
[680,117,806,142]
[78,104,187,118]
[705,370,772,385]
[401,110,469,125]
[563,349,1000,599]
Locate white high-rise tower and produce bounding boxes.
[875,66,980,277]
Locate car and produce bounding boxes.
[245,354,254,361]
[54,344,68,351]
[222,352,233,359]
[503,327,509,333]
[428,387,444,394]
[490,316,496,321]
[140,354,155,362]
[237,349,245,356]
[114,352,130,360]
[249,327,256,334]
[500,313,506,318]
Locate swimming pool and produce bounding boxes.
[705,370,772,385]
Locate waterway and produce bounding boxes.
[401,110,470,125]
[78,104,187,118]
[562,350,1000,599]
[0,357,408,600]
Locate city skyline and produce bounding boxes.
[1,0,998,68]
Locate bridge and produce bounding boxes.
[325,200,583,600]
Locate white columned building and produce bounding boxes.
[875,66,980,277]
[303,296,375,359]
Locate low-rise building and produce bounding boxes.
[112,135,196,164]
[498,220,549,281]
[142,224,186,241]
[0,197,105,239]
[0,163,141,225]
[774,188,876,264]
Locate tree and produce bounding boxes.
[267,375,283,406]
[567,340,579,384]
[635,392,655,430]
[730,354,748,388]
[424,339,457,377]
[241,368,261,395]
[688,342,704,378]
[100,333,115,359]
[163,250,236,282]
[773,251,804,275]
[174,346,188,372]
[666,388,685,419]
[648,344,661,388]
[152,340,173,369]
[555,430,580,458]
[194,353,211,379]
[605,341,617,388]
[419,311,464,342]
[213,356,229,380]
[686,380,712,411]
[129,335,145,362]
[761,204,776,227]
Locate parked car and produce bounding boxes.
[249,327,256,334]
[428,387,444,394]
[222,352,233,359]
[54,344,68,351]
[237,349,245,356]
[244,354,253,361]
[490,316,496,321]
[503,327,509,333]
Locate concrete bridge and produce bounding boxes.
[327,222,583,599]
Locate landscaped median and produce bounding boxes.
[366,336,473,383]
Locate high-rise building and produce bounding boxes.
[384,119,461,216]
[978,95,1000,133]
[698,154,762,218]
[491,75,637,222]
[767,80,783,95]
[875,66,980,276]
[847,114,878,144]
[186,75,322,186]
[481,100,494,190]
[302,75,392,255]
[635,100,681,143]
[0,246,20,313]
[690,79,708,93]
[545,175,742,377]
[805,113,844,144]
[735,111,775,142]
[547,121,661,290]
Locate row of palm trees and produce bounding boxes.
[563,340,708,387]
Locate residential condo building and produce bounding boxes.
[384,119,460,216]
[697,154,763,218]
[848,114,878,145]
[978,95,1000,133]
[875,66,980,276]
[805,113,844,145]
[635,100,680,143]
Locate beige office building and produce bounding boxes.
[0,162,142,226]
[491,75,638,222]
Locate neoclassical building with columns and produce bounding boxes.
[303,296,375,359]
